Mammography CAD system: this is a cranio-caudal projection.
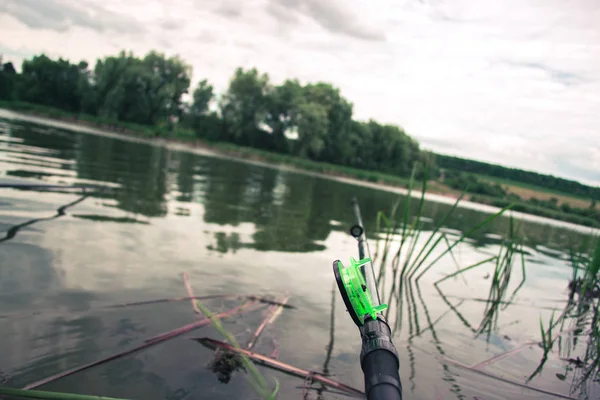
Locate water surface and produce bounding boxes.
[0,112,598,399]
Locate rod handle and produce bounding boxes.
[360,317,402,400]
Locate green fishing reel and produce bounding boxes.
[334,257,388,327]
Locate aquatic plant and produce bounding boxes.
[194,300,279,400]
[371,167,514,334]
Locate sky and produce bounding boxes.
[1,0,599,185]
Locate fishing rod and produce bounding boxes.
[333,197,402,400]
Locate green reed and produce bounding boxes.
[528,237,600,393]
[0,388,131,400]
[371,167,514,331]
[527,312,558,382]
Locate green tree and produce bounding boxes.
[187,79,222,140]
[18,54,87,112]
[142,51,191,125]
[294,101,328,158]
[93,51,191,126]
[220,67,272,147]
[190,79,214,116]
[302,83,354,164]
[264,79,304,153]
[0,59,17,100]
[4,50,434,185]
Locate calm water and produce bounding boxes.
[0,110,598,400]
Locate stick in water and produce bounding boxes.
[0,295,293,321]
[192,338,365,397]
[143,301,257,343]
[182,272,202,315]
[246,296,290,351]
[23,302,254,390]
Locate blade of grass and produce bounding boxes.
[401,168,429,278]
[381,169,419,310]
[434,256,498,286]
[441,233,468,285]
[405,192,466,280]
[434,284,477,333]
[415,204,513,282]
[0,388,130,400]
[508,240,527,301]
[527,311,557,382]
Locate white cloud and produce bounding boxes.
[0,0,599,185]
[0,0,144,34]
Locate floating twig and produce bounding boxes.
[22,302,254,390]
[0,295,293,321]
[104,295,293,310]
[192,338,365,398]
[143,301,256,343]
[246,296,290,351]
[182,272,202,315]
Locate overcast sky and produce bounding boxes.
[1,0,599,185]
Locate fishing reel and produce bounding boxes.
[334,225,388,327]
[334,257,387,327]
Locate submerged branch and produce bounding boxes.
[0,193,90,244]
[192,338,365,398]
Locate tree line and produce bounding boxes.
[437,154,600,200]
[1,50,598,204]
[0,51,425,178]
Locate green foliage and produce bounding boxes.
[93,51,192,126]
[0,387,131,400]
[0,59,17,100]
[372,169,513,335]
[17,54,89,112]
[2,49,598,229]
[190,79,214,118]
[220,67,272,147]
[185,80,223,140]
[442,170,600,228]
[444,170,507,197]
[2,51,192,128]
[264,79,303,153]
[437,154,600,200]
[215,67,422,175]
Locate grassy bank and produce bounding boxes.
[476,173,592,206]
[1,100,598,229]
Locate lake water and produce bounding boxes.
[0,110,598,400]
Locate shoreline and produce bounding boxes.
[0,107,597,234]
